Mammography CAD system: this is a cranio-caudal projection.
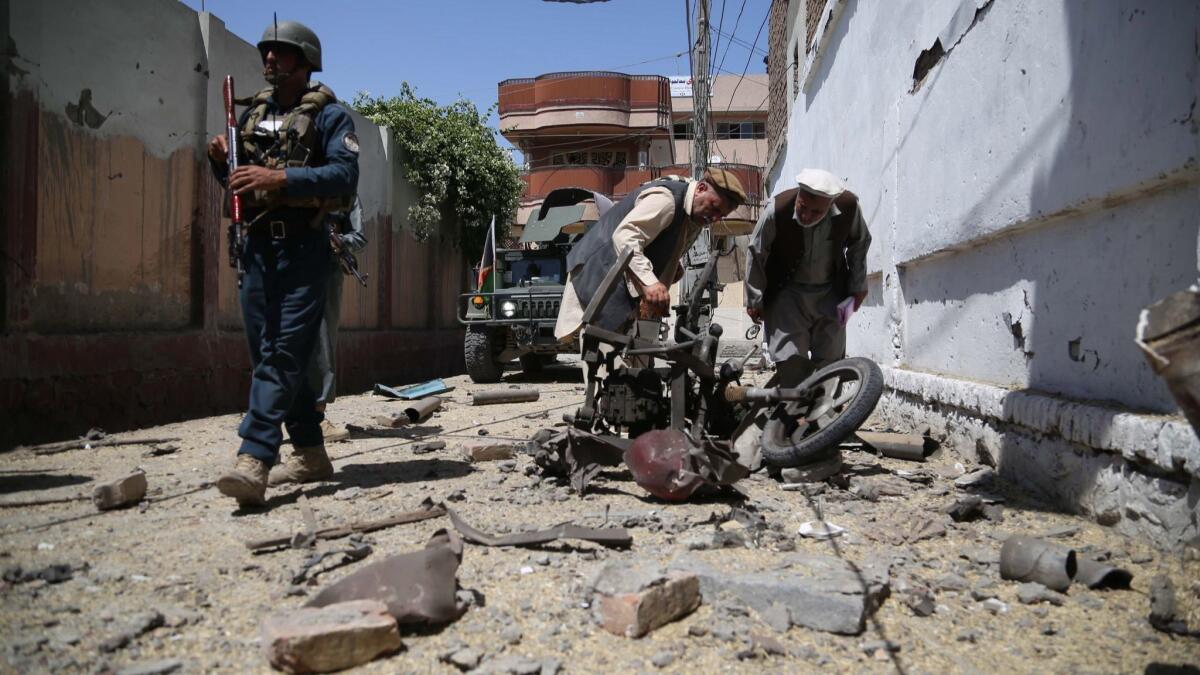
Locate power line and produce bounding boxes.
[713,0,748,83]
[715,27,767,56]
[714,66,768,85]
[721,9,769,116]
[708,0,728,85]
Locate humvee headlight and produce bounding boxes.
[471,295,486,308]
[501,301,517,318]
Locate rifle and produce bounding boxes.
[328,222,368,287]
[223,76,246,287]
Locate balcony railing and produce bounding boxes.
[498,71,671,118]
[519,162,763,205]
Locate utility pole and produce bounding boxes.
[690,0,710,180]
[682,0,712,305]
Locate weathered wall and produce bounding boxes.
[770,0,1200,545]
[1,2,467,446]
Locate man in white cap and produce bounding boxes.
[743,169,872,386]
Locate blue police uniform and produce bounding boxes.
[212,95,359,466]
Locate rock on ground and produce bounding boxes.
[260,600,402,673]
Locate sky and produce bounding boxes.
[179,0,771,156]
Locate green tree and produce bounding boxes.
[354,83,522,261]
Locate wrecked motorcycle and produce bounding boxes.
[533,246,884,500]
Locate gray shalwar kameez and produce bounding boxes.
[744,189,871,385]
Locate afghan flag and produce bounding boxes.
[476,217,496,292]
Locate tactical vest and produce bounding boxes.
[566,179,690,332]
[237,81,354,215]
[764,188,859,304]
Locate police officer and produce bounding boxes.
[206,20,359,507]
[744,169,871,387]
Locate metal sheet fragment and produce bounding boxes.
[445,507,631,549]
[307,530,466,625]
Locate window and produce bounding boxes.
[588,151,628,167]
[673,120,694,140]
[715,121,766,140]
[565,152,587,165]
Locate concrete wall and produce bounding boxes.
[770,0,1200,546]
[1,1,467,446]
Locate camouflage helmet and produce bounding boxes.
[257,20,322,72]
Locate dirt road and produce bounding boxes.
[2,363,1197,673]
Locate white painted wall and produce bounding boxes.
[771,0,1200,415]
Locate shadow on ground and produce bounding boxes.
[0,473,93,495]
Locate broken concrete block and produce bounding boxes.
[592,562,700,638]
[943,495,984,522]
[261,600,402,673]
[954,467,995,489]
[92,471,147,511]
[669,553,890,635]
[461,440,516,463]
[1016,582,1066,606]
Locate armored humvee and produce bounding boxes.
[458,188,611,383]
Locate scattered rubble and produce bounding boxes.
[462,440,517,462]
[245,503,446,551]
[954,467,995,489]
[92,470,148,511]
[668,554,891,635]
[261,600,402,673]
[591,562,701,637]
[2,371,1194,672]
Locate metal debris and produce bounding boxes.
[472,389,541,405]
[446,507,631,549]
[307,530,468,626]
[292,537,373,585]
[856,431,931,462]
[1074,557,1133,590]
[376,397,443,427]
[25,434,182,456]
[245,503,446,552]
[374,379,452,400]
[999,536,1077,592]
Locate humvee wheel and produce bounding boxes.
[465,326,503,383]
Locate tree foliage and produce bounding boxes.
[354,83,522,260]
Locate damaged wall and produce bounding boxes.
[1,1,467,446]
[768,0,1200,546]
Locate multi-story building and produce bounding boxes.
[498,71,676,231]
[497,71,768,330]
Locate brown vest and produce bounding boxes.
[763,188,859,303]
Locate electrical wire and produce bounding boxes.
[720,9,769,116]
[708,0,728,85]
[715,26,767,56]
[713,0,748,83]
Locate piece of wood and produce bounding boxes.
[25,436,182,456]
[246,505,446,551]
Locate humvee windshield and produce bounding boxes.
[504,257,565,286]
